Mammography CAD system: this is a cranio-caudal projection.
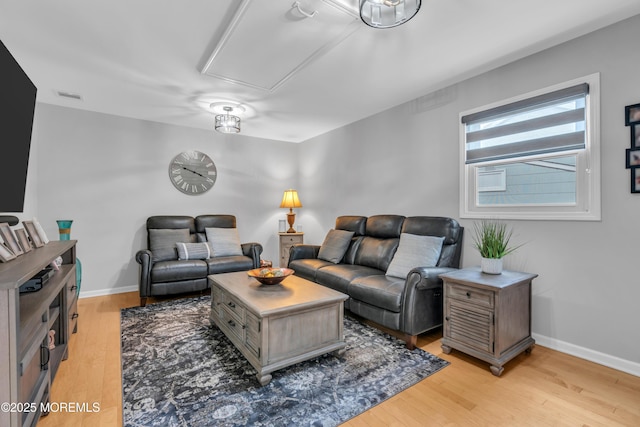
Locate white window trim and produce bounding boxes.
[459,73,601,221]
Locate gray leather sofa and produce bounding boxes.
[136,215,263,306]
[288,215,463,349]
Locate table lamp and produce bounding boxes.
[279,189,302,233]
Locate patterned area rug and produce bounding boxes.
[121,296,448,427]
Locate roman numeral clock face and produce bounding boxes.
[169,150,217,195]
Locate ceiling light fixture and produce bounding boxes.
[360,0,421,29]
[214,106,241,134]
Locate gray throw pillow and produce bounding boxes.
[318,229,355,264]
[386,233,445,279]
[149,228,190,261]
[205,227,243,257]
[176,242,212,260]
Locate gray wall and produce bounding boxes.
[298,15,640,373]
[31,104,298,296]
[10,13,639,375]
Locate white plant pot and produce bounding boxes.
[481,257,503,274]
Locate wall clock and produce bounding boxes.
[169,150,217,195]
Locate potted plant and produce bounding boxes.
[472,219,522,274]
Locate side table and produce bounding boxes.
[278,232,303,267]
[439,267,537,376]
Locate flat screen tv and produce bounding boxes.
[0,39,37,213]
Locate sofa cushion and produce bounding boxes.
[289,258,334,282]
[151,259,208,283]
[176,242,212,260]
[353,237,399,271]
[206,256,253,274]
[317,229,355,263]
[365,215,405,238]
[205,227,243,257]
[149,228,191,261]
[335,216,367,236]
[315,264,383,294]
[386,233,444,279]
[348,275,406,313]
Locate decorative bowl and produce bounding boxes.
[247,267,294,285]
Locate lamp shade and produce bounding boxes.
[360,0,421,29]
[280,189,302,209]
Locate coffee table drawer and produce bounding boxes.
[220,291,245,320]
[220,306,244,341]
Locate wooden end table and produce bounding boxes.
[439,267,537,376]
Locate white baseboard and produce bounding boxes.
[79,285,138,299]
[533,333,640,378]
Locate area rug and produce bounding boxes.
[121,296,448,427]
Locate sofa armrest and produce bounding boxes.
[135,249,153,297]
[241,242,263,268]
[400,267,459,336]
[408,266,459,290]
[288,244,321,262]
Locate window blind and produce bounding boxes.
[462,83,589,164]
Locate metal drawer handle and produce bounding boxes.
[228,302,236,308]
[41,345,50,370]
[71,313,79,320]
[70,285,78,292]
[466,292,471,298]
[228,320,236,328]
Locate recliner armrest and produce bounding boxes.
[241,242,263,268]
[408,266,459,290]
[135,249,153,297]
[289,244,320,262]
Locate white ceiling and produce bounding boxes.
[1,0,639,143]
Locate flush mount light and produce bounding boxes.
[360,0,421,28]
[210,103,245,134]
[215,106,241,134]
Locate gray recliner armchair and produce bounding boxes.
[135,215,262,306]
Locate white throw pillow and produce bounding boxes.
[386,233,444,279]
[205,227,243,257]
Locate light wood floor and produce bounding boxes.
[38,292,639,427]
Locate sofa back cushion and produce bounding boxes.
[335,216,367,265]
[195,215,237,242]
[365,215,405,238]
[401,216,463,268]
[354,237,399,272]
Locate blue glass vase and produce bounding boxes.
[56,220,82,296]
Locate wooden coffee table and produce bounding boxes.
[209,271,348,385]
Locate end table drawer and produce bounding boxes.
[448,283,494,308]
[282,235,303,244]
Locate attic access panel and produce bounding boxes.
[201,0,359,91]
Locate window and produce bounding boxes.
[460,74,601,220]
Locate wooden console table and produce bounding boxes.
[0,241,78,427]
[439,267,537,376]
